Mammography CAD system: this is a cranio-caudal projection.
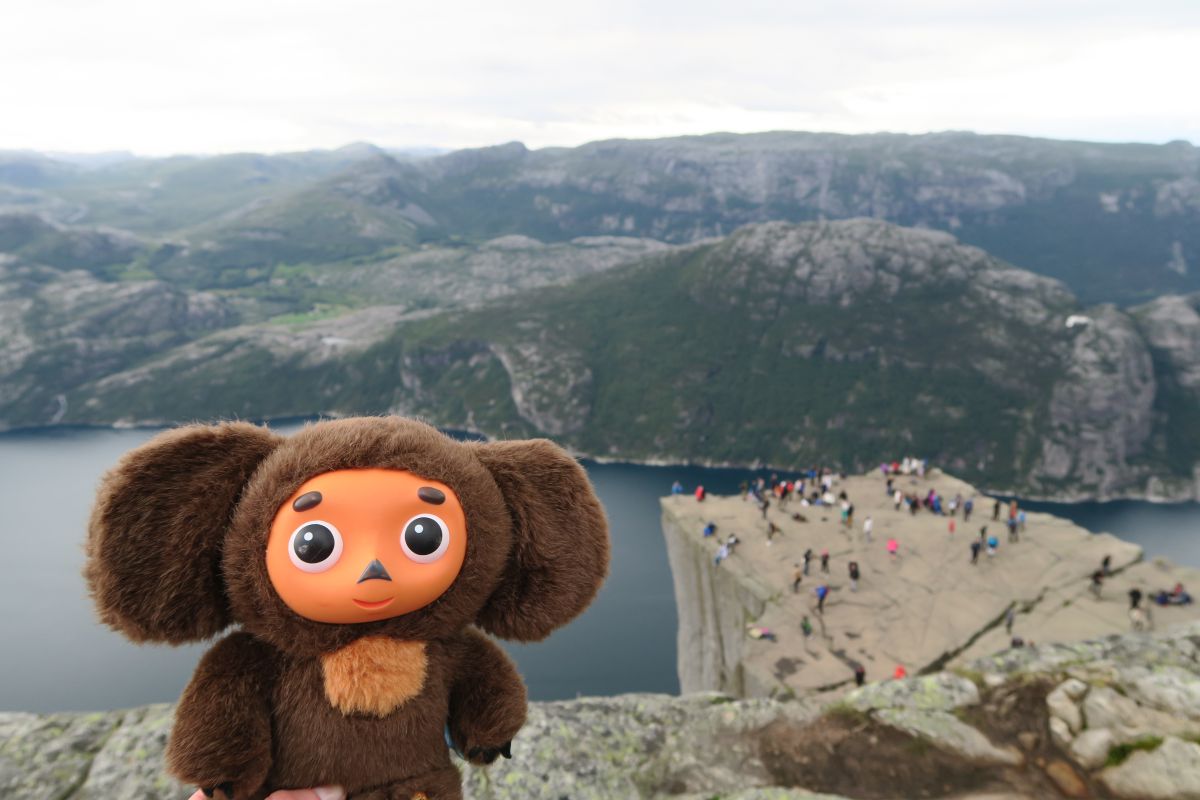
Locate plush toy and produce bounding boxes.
[85,417,610,800]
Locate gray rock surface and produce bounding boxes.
[4,625,1200,799]
[1100,736,1200,800]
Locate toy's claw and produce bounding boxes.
[466,739,514,764]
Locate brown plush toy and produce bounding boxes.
[84,417,610,800]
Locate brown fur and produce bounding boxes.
[85,417,609,799]
[321,638,428,717]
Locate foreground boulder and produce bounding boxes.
[2,624,1199,799]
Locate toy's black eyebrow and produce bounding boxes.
[417,487,445,505]
[292,491,323,511]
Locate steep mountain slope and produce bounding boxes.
[146,155,434,288]
[50,219,1200,498]
[0,254,234,424]
[0,212,147,276]
[405,132,1200,305]
[0,235,666,429]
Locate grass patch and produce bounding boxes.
[1106,736,1164,767]
[952,667,987,690]
[824,702,870,724]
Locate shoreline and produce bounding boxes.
[4,417,1198,505]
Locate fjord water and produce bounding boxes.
[3,426,1200,713]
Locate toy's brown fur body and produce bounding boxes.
[85,418,609,799]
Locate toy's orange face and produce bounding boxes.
[266,468,468,624]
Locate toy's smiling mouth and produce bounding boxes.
[352,597,395,610]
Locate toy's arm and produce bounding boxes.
[166,632,277,799]
[447,628,527,766]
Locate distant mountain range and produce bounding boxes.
[3,131,1200,498]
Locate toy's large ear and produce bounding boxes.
[471,439,610,641]
[85,422,283,644]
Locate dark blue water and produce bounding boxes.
[1,426,1197,712]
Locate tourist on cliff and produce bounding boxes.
[894,489,904,511]
[893,665,908,679]
[1005,607,1016,635]
[1102,555,1113,576]
[695,485,706,502]
[714,543,730,566]
[1018,510,1027,532]
[738,480,749,499]
[887,538,899,559]
[863,515,874,542]
[987,534,999,557]
[803,548,813,575]
[1007,516,1019,543]
[964,497,974,522]
[948,518,956,536]
[801,615,814,641]
[820,549,830,573]
[703,522,716,538]
[792,564,804,594]
[1129,587,1143,610]
[726,533,740,554]
[759,497,770,519]
[993,499,1001,521]
[816,583,829,613]
[766,521,780,545]
[970,540,981,564]
[671,481,684,495]
[854,663,866,686]
[848,561,860,591]
[1090,569,1105,600]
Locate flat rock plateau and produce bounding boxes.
[662,469,1200,697]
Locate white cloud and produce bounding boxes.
[0,0,1197,154]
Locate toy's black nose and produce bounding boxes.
[357,559,392,583]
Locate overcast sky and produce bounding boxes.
[2,0,1197,156]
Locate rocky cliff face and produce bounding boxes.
[4,625,1199,799]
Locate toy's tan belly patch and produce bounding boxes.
[320,636,427,717]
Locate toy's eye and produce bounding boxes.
[401,514,449,563]
[288,521,343,573]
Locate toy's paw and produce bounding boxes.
[200,783,236,799]
[465,740,513,765]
